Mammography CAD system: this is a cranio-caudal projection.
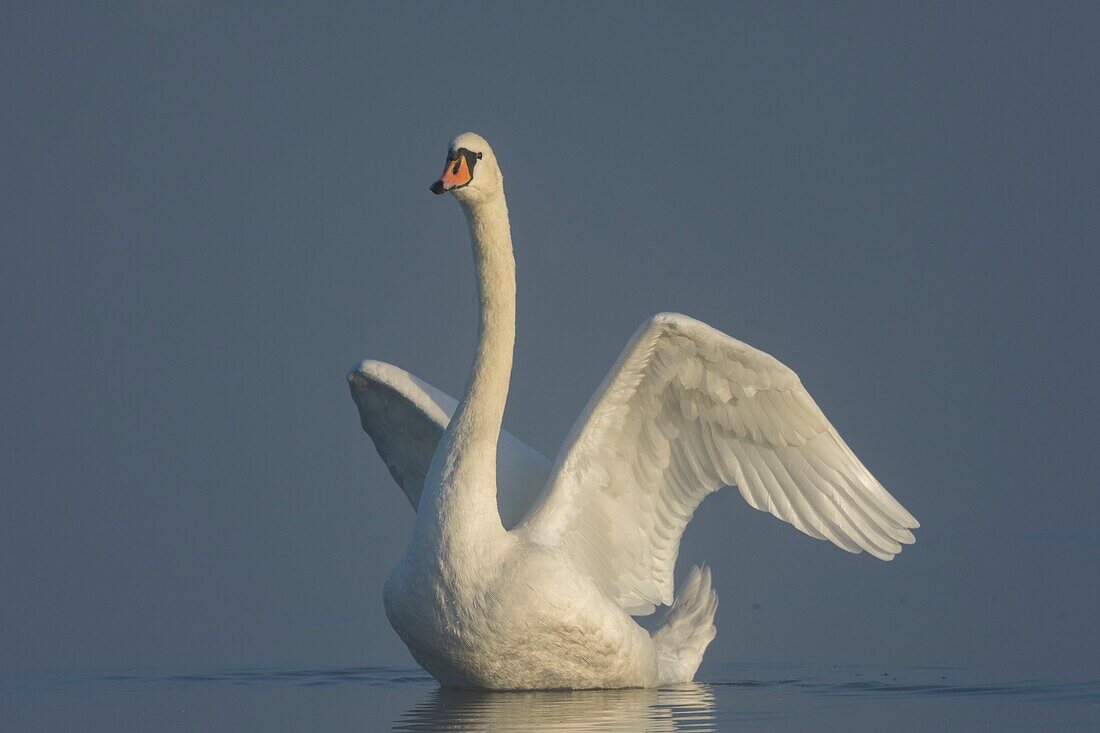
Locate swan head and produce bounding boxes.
[430,132,503,205]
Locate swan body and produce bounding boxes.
[348,132,918,690]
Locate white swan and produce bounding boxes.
[348,132,918,690]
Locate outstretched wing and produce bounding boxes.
[518,314,918,615]
[348,360,552,528]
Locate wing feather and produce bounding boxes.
[518,313,918,613]
[347,360,551,528]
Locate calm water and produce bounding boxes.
[3,662,1097,731]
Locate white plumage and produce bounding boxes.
[348,132,918,690]
[348,359,550,527]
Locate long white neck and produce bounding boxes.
[414,192,515,551]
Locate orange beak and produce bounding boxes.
[430,152,473,194]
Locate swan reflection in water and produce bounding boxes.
[395,683,715,732]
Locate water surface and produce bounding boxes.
[4,662,1096,731]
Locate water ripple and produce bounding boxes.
[705,665,1100,704]
[394,685,722,733]
[4,663,1096,732]
[138,665,435,688]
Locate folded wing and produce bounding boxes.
[517,314,918,615]
[348,360,551,528]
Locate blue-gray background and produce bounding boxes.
[2,3,1097,681]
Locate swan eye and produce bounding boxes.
[459,149,481,172]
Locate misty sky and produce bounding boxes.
[2,4,1097,680]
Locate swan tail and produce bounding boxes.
[651,564,718,685]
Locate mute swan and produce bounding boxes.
[348,132,918,690]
